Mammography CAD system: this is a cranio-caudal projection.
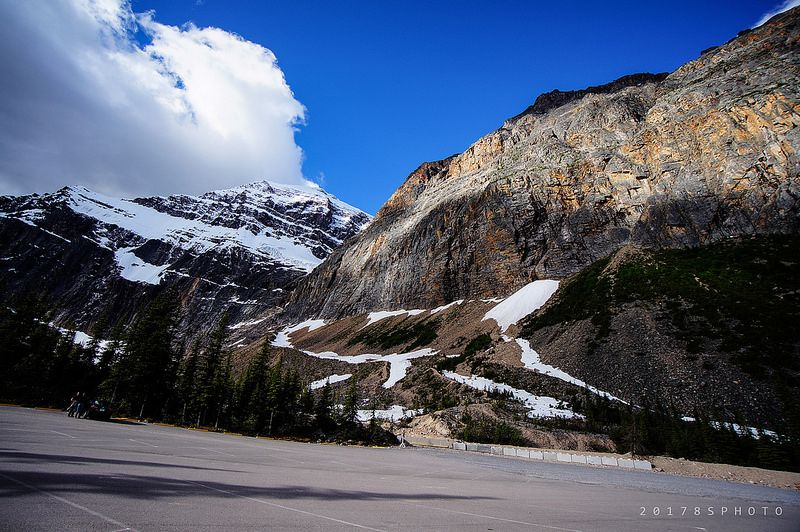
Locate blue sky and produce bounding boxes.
[130,0,781,214]
[0,1,790,213]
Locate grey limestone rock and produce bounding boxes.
[286,7,800,319]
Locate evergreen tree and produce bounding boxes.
[96,323,124,391]
[110,292,180,418]
[0,294,75,406]
[341,374,359,425]
[176,340,200,424]
[314,382,334,430]
[297,385,315,430]
[194,313,230,425]
[237,341,272,433]
[211,349,233,429]
[280,368,301,431]
[265,358,284,435]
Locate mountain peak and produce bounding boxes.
[510,72,669,122]
[285,5,800,319]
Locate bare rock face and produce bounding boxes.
[288,8,800,319]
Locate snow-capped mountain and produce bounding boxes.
[0,180,370,335]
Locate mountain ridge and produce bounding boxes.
[284,7,800,320]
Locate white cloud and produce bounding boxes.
[754,0,800,27]
[0,0,308,197]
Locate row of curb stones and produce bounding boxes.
[451,441,652,471]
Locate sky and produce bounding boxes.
[0,0,795,214]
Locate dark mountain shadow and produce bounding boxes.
[0,451,243,473]
[0,468,494,503]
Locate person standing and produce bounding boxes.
[66,393,78,417]
[75,392,87,419]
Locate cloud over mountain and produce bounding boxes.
[0,0,307,197]
[754,0,800,27]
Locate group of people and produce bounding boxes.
[65,392,112,421]
[65,392,89,418]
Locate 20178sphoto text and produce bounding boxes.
[639,505,784,517]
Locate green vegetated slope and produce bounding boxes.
[348,318,439,351]
[523,235,800,384]
[517,235,800,470]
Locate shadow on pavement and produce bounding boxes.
[109,418,146,426]
[0,468,496,503]
[0,451,243,473]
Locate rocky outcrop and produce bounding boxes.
[286,8,800,319]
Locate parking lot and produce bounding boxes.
[1,406,797,531]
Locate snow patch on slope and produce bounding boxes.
[272,322,434,388]
[54,326,114,361]
[0,211,72,242]
[114,248,170,285]
[272,319,326,347]
[294,348,435,389]
[430,299,464,314]
[483,280,559,332]
[309,373,352,390]
[516,338,626,403]
[681,417,778,439]
[442,371,582,419]
[228,317,267,330]
[363,309,425,328]
[357,405,422,422]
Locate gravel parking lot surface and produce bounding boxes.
[1,406,797,531]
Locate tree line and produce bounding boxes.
[533,392,800,473]
[0,291,392,444]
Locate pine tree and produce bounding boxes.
[237,341,271,433]
[341,374,359,426]
[281,368,301,431]
[0,293,62,404]
[314,382,334,431]
[176,340,200,424]
[211,350,233,429]
[265,359,284,435]
[96,323,125,394]
[111,292,180,418]
[194,313,231,425]
[297,385,315,430]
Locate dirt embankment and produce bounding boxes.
[650,456,800,491]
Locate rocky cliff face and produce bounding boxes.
[287,8,800,319]
[0,181,369,336]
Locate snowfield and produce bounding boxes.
[430,299,464,314]
[114,247,171,285]
[272,319,327,347]
[67,186,326,274]
[228,317,267,330]
[483,280,559,332]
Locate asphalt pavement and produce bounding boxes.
[1,406,797,531]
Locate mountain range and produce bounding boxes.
[2,6,798,456]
